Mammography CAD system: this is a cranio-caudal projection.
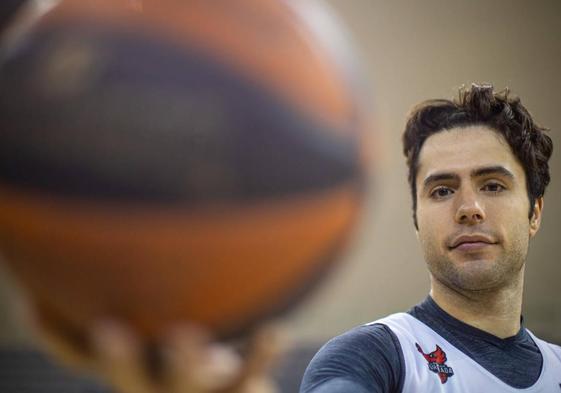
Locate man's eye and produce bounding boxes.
[430,187,453,199]
[482,182,505,193]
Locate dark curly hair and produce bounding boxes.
[402,84,553,229]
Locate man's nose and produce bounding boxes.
[454,188,485,225]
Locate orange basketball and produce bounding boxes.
[0,0,371,340]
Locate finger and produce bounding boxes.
[161,325,242,393]
[235,377,279,393]
[38,323,93,371]
[90,321,155,393]
[221,324,286,393]
[240,324,285,380]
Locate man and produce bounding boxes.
[300,84,561,392]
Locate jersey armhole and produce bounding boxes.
[370,322,406,393]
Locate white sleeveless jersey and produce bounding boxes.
[370,313,561,392]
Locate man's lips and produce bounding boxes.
[449,234,497,250]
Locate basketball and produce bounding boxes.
[0,0,371,340]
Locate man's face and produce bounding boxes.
[415,126,542,291]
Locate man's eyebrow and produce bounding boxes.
[422,166,514,191]
[423,173,459,190]
[471,165,514,179]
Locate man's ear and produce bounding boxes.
[529,197,544,238]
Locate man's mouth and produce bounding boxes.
[449,234,497,251]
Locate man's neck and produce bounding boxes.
[429,272,524,339]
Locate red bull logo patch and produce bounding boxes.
[416,343,455,384]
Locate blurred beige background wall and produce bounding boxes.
[285,0,561,343]
[0,0,559,347]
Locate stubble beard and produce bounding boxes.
[424,239,528,294]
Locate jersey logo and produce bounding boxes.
[416,343,455,384]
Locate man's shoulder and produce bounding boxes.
[307,320,402,368]
[334,318,403,346]
[300,318,405,393]
[547,341,561,360]
[532,335,561,362]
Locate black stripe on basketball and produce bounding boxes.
[0,21,362,203]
